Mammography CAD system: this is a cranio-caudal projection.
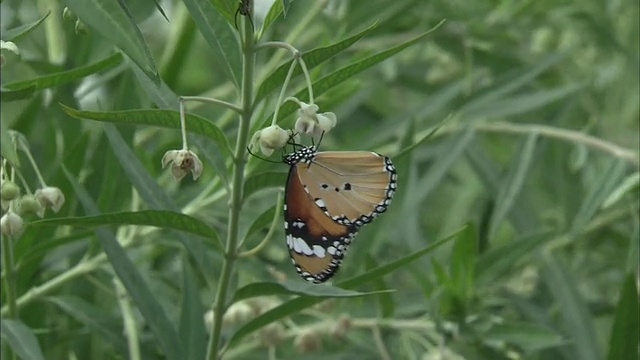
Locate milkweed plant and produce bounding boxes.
[1,0,638,360]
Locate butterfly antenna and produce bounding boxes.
[315,131,325,150]
[247,146,280,163]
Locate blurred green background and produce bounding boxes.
[1,0,638,359]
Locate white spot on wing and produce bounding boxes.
[293,237,313,255]
[313,245,326,258]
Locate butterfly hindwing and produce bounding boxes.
[284,165,355,283]
[283,146,396,283]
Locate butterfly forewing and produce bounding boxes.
[299,151,397,226]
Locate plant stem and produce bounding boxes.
[114,278,141,360]
[475,121,639,167]
[0,253,107,316]
[206,14,255,360]
[1,235,18,319]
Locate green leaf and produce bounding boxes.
[209,0,236,25]
[395,114,453,161]
[226,226,462,348]
[62,166,184,360]
[364,255,395,318]
[47,296,127,355]
[570,159,627,235]
[606,274,639,360]
[230,281,393,304]
[179,262,207,360]
[463,83,585,118]
[1,11,50,41]
[488,133,538,238]
[244,205,277,243]
[62,0,159,83]
[281,0,293,17]
[259,0,283,37]
[260,22,445,129]
[602,171,639,208]
[409,127,475,204]
[30,210,222,252]
[243,171,287,201]
[449,224,477,302]
[183,0,241,87]
[0,122,19,167]
[461,54,565,111]
[540,253,601,360]
[484,322,565,351]
[476,231,551,284]
[3,53,123,91]
[255,22,378,103]
[0,319,46,360]
[60,105,233,157]
[17,231,93,270]
[0,84,36,102]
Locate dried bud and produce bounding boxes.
[330,314,351,340]
[258,322,285,347]
[162,149,203,181]
[294,328,322,353]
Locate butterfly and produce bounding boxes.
[282,145,397,283]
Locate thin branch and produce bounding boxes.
[475,121,639,167]
[372,325,392,360]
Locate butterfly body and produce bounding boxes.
[283,146,397,283]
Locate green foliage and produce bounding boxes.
[1,0,638,359]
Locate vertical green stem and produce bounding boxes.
[206,14,255,360]
[1,235,17,319]
[2,233,18,360]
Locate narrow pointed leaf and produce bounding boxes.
[30,210,222,252]
[243,171,286,201]
[1,11,50,41]
[230,281,393,304]
[255,22,377,102]
[488,133,538,237]
[62,0,159,83]
[183,0,241,87]
[63,166,184,360]
[3,53,123,91]
[179,262,207,360]
[60,105,233,157]
[606,274,639,360]
[0,320,46,360]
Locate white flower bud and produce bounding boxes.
[289,98,337,137]
[1,211,24,236]
[0,40,19,55]
[161,149,203,181]
[250,125,289,156]
[35,187,65,213]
